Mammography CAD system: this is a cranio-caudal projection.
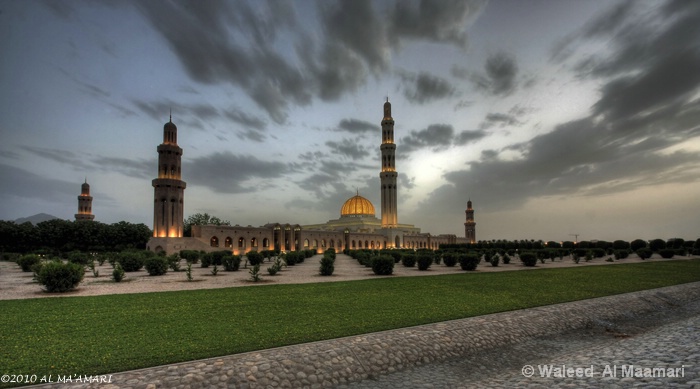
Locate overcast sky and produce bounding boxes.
[1,0,699,242]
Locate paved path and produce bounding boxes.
[26,281,700,389]
[340,294,700,389]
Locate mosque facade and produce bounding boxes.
[147,101,475,255]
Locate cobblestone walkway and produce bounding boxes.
[28,282,700,389]
[340,295,700,388]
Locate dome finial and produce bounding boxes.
[169,107,172,123]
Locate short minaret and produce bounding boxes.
[380,98,398,228]
[152,115,187,238]
[75,179,95,221]
[465,199,476,243]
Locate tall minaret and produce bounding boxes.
[152,115,186,238]
[380,98,398,228]
[75,179,95,221]
[465,199,476,243]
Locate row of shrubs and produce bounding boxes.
[348,249,486,274]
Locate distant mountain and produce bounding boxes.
[14,213,61,225]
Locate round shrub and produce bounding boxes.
[636,248,653,259]
[489,255,500,267]
[443,252,458,267]
[36,261,84,292]
[458,254,479,271]
[200,253,212,268]
[17,254,41,272]
[649,239,666,252]
[519,252,537,267]
[502,254,511,264]
[179,250,200,264]
[371,255,394,275]
[319,255,335,276]
[614,250,629,260]
[144,256,168,276]
[591,248,606,258]
[401,253,416,267]
[223,254,241,271]
[416,253,433,270]
[285,251,298,266]
[246,251,264,266]
[658,249,675,259]
[67,251,91,266]
[117,252,145,272]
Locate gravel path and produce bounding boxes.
[1,253,693,300]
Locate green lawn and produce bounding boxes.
[1,259,699,387]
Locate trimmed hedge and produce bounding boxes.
[458,254,479,271]
[223,255,241,271]
[443,252,458,267]
[519,252,537,267]
[144,256,168,276]
[416,253,433,270]
[246,251,264,266]
[401,254,416,267]
[371,255,395,275]
[17,254,41,272]
[117,252,145,272]
[36,261,84,292]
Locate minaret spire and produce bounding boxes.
[152,114,186,238]
[380,98,398,229]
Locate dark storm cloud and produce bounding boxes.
[134,1,483,124]
[399,71,457,104]
[554,0,700,79]
[224,108,267,131]
[187,151,289,194]
[592,50,700,123]
[0,163,76,202]
[337,119,376,134]
[470,52,518,96]
[236,129,266,143]
[454,130,487,146]
[326,139,370,159]
[21,146,94,171]
[480,113,522,129]
[322,0,388,73]
[389,0,486,47]
[400,124,454,153]
[21,146,153,178]
[134,1,309,124]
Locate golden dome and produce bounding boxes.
[341,193,375,217]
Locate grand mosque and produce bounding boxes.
[145,100,476,255]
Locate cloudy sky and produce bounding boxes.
[1,0,699,242]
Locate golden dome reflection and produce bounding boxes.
[340,193,375,217]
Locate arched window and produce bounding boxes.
[304,239,309,248]
[358,241,362,248]
[321,239,326,248]
[329,240,334,248]
[313,239,318,247]
[365,240,369,248]
[251,237,258,247]
[262,238,269,248]
[352,240,356,249]
[224,237,233,248]
[238,237,245,248]
[210,236,219,247]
